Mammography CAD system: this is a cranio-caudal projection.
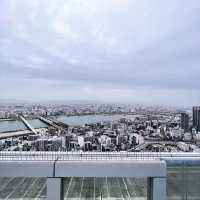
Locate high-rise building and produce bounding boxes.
[181,112,189,132]
[193,106,200,132]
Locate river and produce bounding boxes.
[0,114,137,133]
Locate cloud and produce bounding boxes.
[0,0,200,106]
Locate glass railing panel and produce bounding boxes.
[63,177,147,200]
[0,177,47,199]
[167,162,200,200]
[167,165,185,200]
[186,165,200,200]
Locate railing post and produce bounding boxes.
[47,178,63,200]
[147,177,166,200]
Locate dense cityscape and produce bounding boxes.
[0,103,199,153]
[1,0,200,199]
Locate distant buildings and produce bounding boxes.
[3,104,200,152]
[181,112,189,132]
[193,106,200,132]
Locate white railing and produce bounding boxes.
[1,151,200,161]
[1,151,200,200]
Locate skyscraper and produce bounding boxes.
[193,106,200,132]
[181,112,189,132]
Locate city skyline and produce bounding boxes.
[1,0,200,106]
[1,2,200,199]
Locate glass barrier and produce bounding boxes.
[1,164,200,200]
[0,177,47,199]
[167,163,200,200]
[63,177,147,200]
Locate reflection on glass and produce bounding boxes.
[63,177,147,200]
[167,166,185,200]
[0,177,47,199]
[167,164,200,200]
[187,166,200,200]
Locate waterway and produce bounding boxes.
[0,120,26,133]
[0,119,48,133]
[53,114,136,126]
[0,114,137,133]
[26,119,48,129]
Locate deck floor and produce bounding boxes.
[3,173,200,200]
[0,177,146,200]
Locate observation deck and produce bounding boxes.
[0,152,200,200]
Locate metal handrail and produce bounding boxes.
[1,151,200,161]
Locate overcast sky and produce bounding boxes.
[0,0,200,106]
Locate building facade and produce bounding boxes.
[193,106,200,132]
[181,112,189,132]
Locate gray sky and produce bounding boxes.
[0,0,200,106]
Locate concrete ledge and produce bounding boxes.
[0,161,54,177]
[55,160,166,177]
[0,160,166,178]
